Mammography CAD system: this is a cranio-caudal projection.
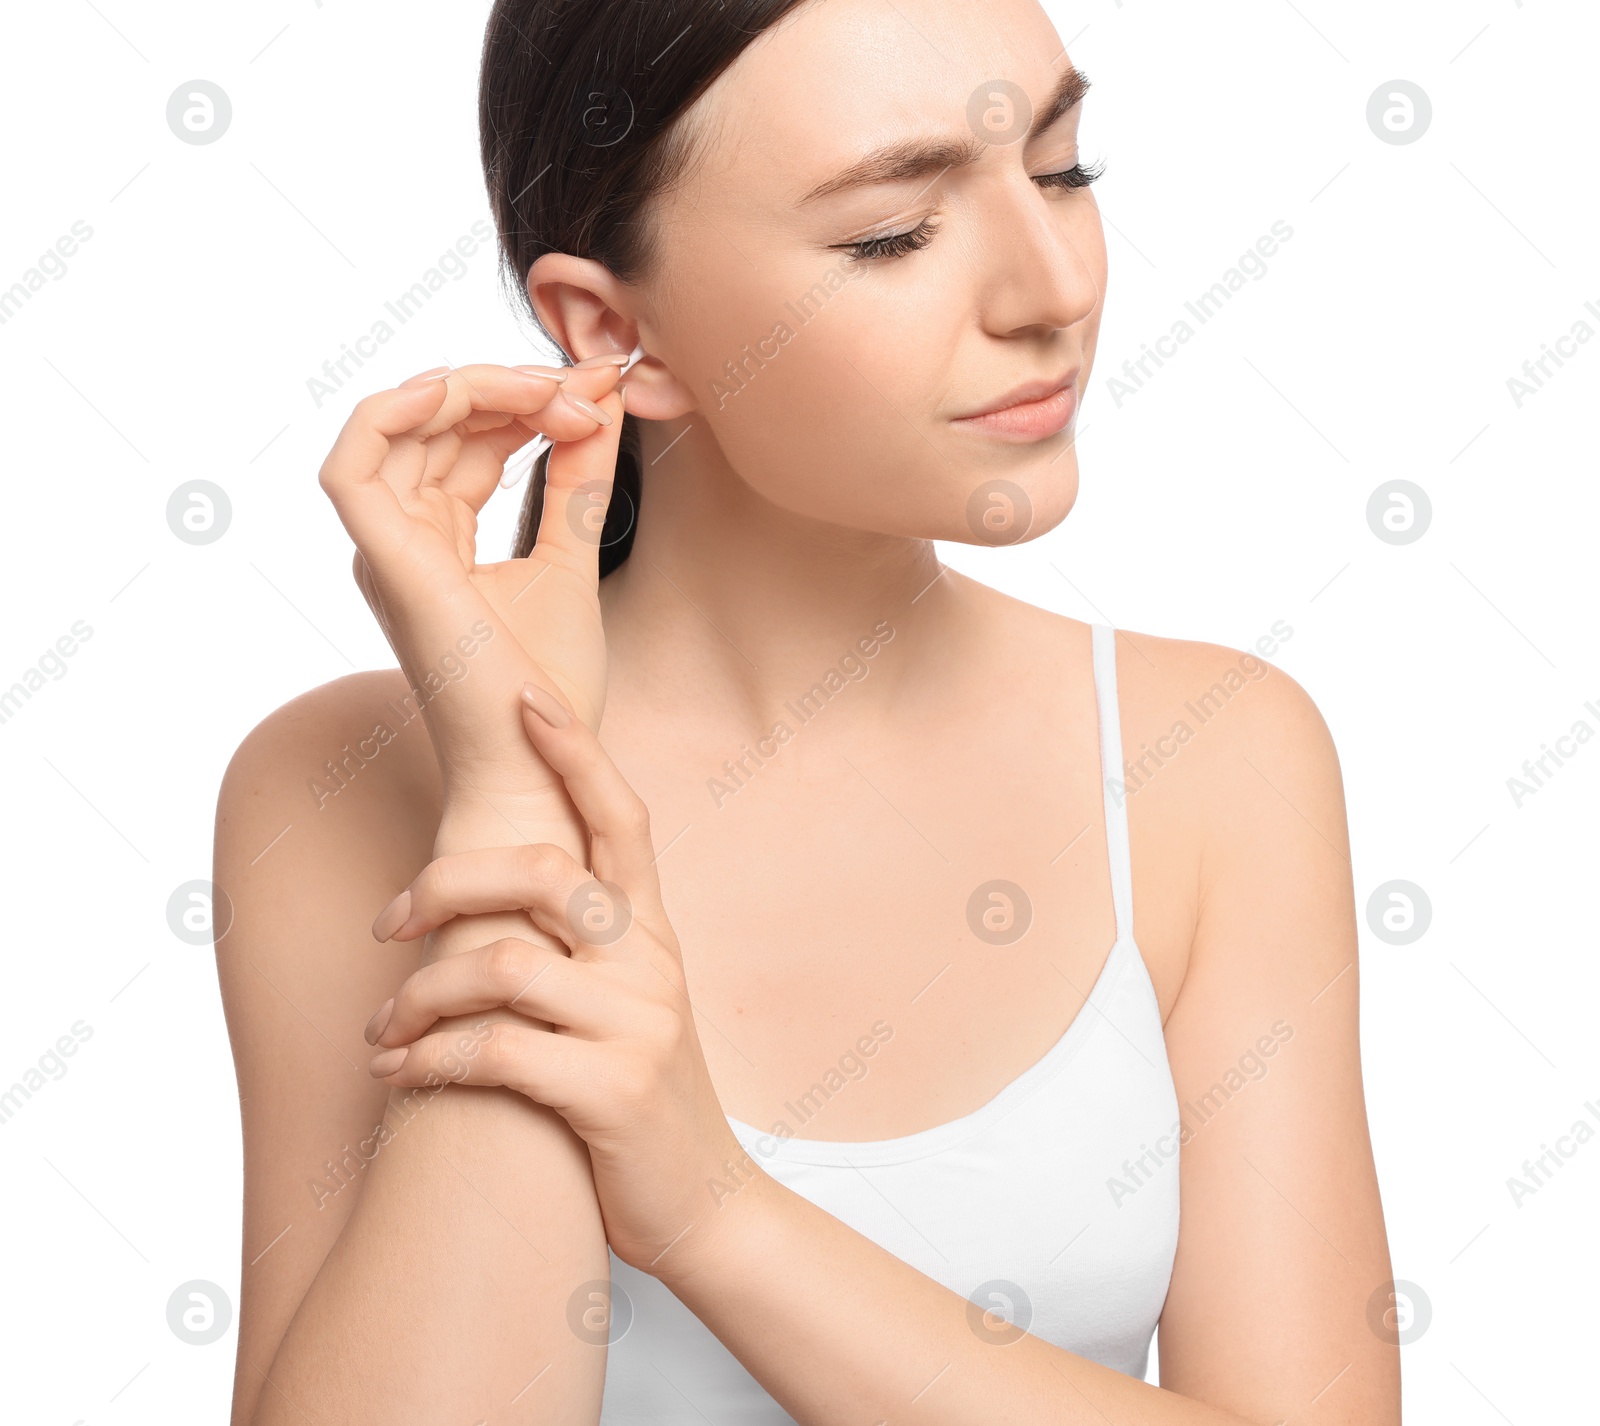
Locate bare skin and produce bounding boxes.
[215,0,1397,1422]
[219,607,1392,1424]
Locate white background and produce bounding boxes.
[0,0,1593,1420]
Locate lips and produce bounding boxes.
[951,367,1082,441]
[956,369,1080,419]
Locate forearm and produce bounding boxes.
[253,805,605,1426]
[660,1171,1257,1426]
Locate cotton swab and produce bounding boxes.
[499,342,645,490]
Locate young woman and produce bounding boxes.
[214,1,1399,1422]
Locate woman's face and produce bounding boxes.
[641,0,1106,548]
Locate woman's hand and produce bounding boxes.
[360,682,755,1277]
[317,356,630,815]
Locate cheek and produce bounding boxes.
[694,270,973,535]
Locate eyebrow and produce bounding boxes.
[798,67,1091,206]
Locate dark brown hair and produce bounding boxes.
[479,0,812,575]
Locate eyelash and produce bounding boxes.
[836,159,1105,264]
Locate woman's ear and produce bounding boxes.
[527,254,697,420]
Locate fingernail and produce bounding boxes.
[576,352,630,368]
[364,997,395,1045]
[521,681,572,728]
[618,382,629,413]
[371,888,411,942]
[513,364,567,383]
[561,392,612,426]
[400,366,451,386]
[369,1046,408,1077]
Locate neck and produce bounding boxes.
[597,422,974,728]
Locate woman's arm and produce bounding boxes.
[216,681,610,1426]
[1148,644,1399,1421]
[221,355,634,1423]
[662,1169,1268,1424]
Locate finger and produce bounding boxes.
[405,363,585,443]
[320,365,608,588]
[372,842,640,955]
[317,379,458,558]
[368,1018,590,1110]
[372,937,606,1046]
[413,363,620,463]
[529,379,627,581]
[518,684,667,928]
[434,365,624,522]
[318,369,561,574]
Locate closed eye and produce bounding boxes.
[1035,158,1105,191]
[834,218,943,264]
[831,158,1105,264]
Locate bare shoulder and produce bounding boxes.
[1107,622,1347,856]
[965,592,1346,1017]
[219,667,444,834]
[1111,619,1338,770]
[945,583,1341,849]
[1105,623,1359,1055]
[212,661,445,1147]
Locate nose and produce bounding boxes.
[978,179,1103,340]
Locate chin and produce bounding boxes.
[937,448,1080,549]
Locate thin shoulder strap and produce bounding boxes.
[1091,623,1135,943]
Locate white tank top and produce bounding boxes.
[599,624,1181,1420]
